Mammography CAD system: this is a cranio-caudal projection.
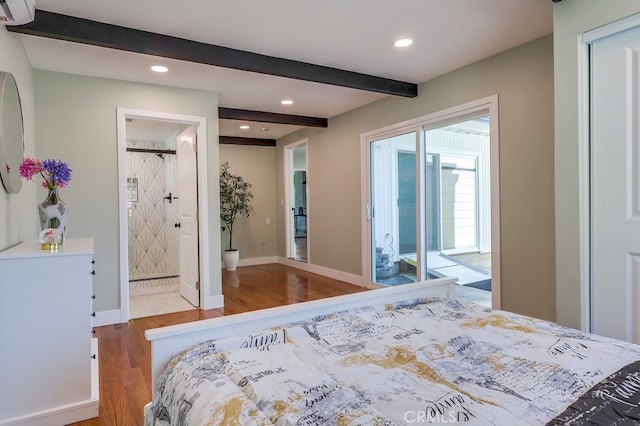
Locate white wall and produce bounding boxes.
[0,28,36,251]
[554,1,640,329]
[33,70,221,316]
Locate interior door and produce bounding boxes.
[177,126,199,307]
[591,26,640,342]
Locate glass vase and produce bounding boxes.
[38,188,68,242]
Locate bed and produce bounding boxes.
[144,278,640,425]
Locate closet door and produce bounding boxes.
[591,25,640,343]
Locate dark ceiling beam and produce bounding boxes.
[10,10,418,98]
[219,107,327,128]
[219,136,276,147]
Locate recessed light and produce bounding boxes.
[281,99,294,105]
[151,65,168,73]
[239,125,250,130]
[394,38,413,48]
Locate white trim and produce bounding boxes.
[237,256,279,267]
[116,108,209,322]
[360,130,373,288]
[220,255,365,289]
[578,32,593,333]
[361,96,498,141]
[217,255,362,288]
[487,97,501,310]
[283,139,309,262]
[582,12,640,44]
[360,96,500,308]
[0,399,98,426]
[577,13,640,333]
[204,294,224,309]
[278,256,365,287]
[417,129,427,281]
[116,111,128,322]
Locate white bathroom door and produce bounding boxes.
[591,26,640,342]
[177,126,200,307]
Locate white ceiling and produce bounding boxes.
[16,0,553,140]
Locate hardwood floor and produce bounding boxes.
[70,263,367,426]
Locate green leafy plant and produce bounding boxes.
[219,161,253,251]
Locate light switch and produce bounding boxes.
[266,217,271,225]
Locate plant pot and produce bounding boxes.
[223,250,240,271]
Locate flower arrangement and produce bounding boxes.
[19,157,72,190]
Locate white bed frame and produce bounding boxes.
[145,277,456,397]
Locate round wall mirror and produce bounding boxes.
[0,72,24,194]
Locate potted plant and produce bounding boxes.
[219,161,253,270]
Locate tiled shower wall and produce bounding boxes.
[126,140,179,281]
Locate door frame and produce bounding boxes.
[284,139,309,262]
[578,13,640,332]
[116,108,209,323]
[360,96,500,306]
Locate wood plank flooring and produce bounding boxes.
[70,263,368,426]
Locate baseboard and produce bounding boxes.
[0,398,98,426]
[237,256,279,267]
[204,294,224,310]
[277,257,365,287]
[95,296,224,325]
[93,309,121,327]
[223,255,365,288]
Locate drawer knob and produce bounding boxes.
[90,270,96,275]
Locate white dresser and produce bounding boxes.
[0,238,98,425]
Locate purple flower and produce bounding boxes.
[19,157,72,190]
[41,159,72,189]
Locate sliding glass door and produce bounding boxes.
[362,98,498,307]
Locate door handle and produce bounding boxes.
[175,223,181,228]
[164,192,178,204]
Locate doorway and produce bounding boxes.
[285,140,308,262]
[362,97,500,308]
[117,109,208,322]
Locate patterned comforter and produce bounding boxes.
[145,298,640,425]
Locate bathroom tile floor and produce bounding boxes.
[129,277,197,319]
[130,289,196,318]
